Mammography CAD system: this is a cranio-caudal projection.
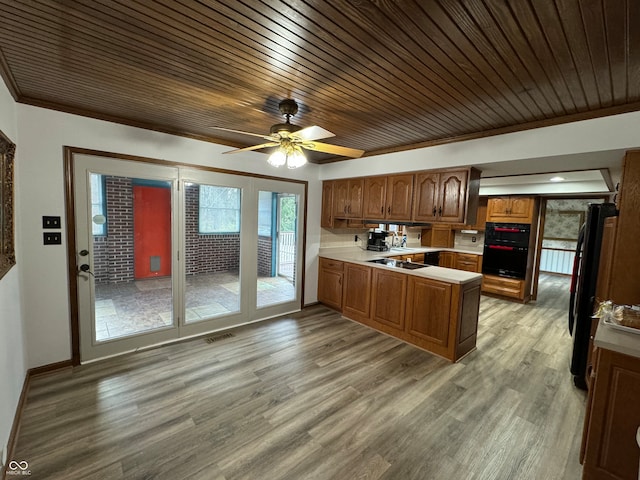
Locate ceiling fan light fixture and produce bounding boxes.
[267,149,287,167]
[287,147,307,169]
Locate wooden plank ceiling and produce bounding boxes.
[0,0,639,163]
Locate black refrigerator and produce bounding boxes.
[568,202,617,389]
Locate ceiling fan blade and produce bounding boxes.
[291,125,335,142]
[211,126,274,141]
[301,141,365,158]
[224,142,280,154]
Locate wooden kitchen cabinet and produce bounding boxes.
[370,268,407,333]
[421,225,453,248]
[321,181,335,228]
[439,251,456,268]
[342,262,372,323]
[413,168,480,224]
[481,274,527,302]
[363,174,414,221]
[405,277,452,348]
[582,347,640,480]
[333,178,364,219]
[486,196,537,223]
[317,258,344,311]
[456,253,482,273]
[405,276,481,361]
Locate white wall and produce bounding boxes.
[15,105,321,369]
[0,79,27,467]
[320,111,640,180]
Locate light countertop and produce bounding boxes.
[594,317,640,359]
[319,247,483,285]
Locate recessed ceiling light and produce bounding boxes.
[550,176,565,182]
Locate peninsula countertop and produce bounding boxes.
[318,247,483,285]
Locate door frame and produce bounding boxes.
[64,147,308,365]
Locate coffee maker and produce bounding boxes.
[367,230,388,251]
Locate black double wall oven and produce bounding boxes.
[482,222,531,279]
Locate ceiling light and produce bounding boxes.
[550,176,565,182]
[267,143,307,169]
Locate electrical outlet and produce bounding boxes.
[42,215,61,229]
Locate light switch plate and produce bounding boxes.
[42,216,61,229]
[43,232,62,245]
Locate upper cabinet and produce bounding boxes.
[413,168,480,224]
[363,174,414,221]
[333,178,364,219]
[486,196,537,223]
[321,167,480,228]
[321,181,334,228]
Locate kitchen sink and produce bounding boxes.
[367,258,429,270]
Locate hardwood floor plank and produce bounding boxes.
[12,275,585,479]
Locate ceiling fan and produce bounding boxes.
[211,99,365,168]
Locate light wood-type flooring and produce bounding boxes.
[11,274,586,479]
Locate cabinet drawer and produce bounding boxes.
[481,274,524,299]
[457,253,478,263]
[319,258,344,271]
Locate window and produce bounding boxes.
[90,173,106,236]
[199,185,241,233]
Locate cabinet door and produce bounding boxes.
[333,179,349,218]
[486,197,510,220]
[583,348,640,480]
[386,174,414,221]
[406,277,452,346]
[318,267,343,310]
[321,181,334,228]
[363,176,387,219]
[439,251,456,268]
[342,263,372,322]
[413,172,440,222]
[507,197,534,222]
[347,179,364,218]
[371,268,407,331]
[439,170,468,223]
[456,253,480,272]
[432,225,453,248]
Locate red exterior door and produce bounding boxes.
[133,185,171,279]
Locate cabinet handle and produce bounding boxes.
[348,205,352,213]
[432,207,436,216]
[438,206,442,216]
[381,206,384,214]
[388,206,391,214]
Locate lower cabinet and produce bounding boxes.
[370,268,407,333]
[317,258,344,311]
[342,262,372,323]
[481,274,526,301]
[319,259,481,362]
[439,251,456,268]
[456,253,482,272]
[406,277,452,349]
[581,348,640,479]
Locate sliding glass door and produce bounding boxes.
[74,155,305,362]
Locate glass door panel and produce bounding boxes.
[256,190,299,309]
[184,182,241,323]
[75,155,179,362]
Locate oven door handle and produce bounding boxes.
[487,245,515,251]
[493,227,521,232]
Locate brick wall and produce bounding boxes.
[258,236,273,277]
[94,181,266,283]
[93,176,135,284]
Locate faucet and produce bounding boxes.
[401,235,407,247]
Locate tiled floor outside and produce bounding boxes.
[94,272,295,341]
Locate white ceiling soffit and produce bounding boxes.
[479,170,611,196]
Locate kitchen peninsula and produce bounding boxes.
[318,247,482,362]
